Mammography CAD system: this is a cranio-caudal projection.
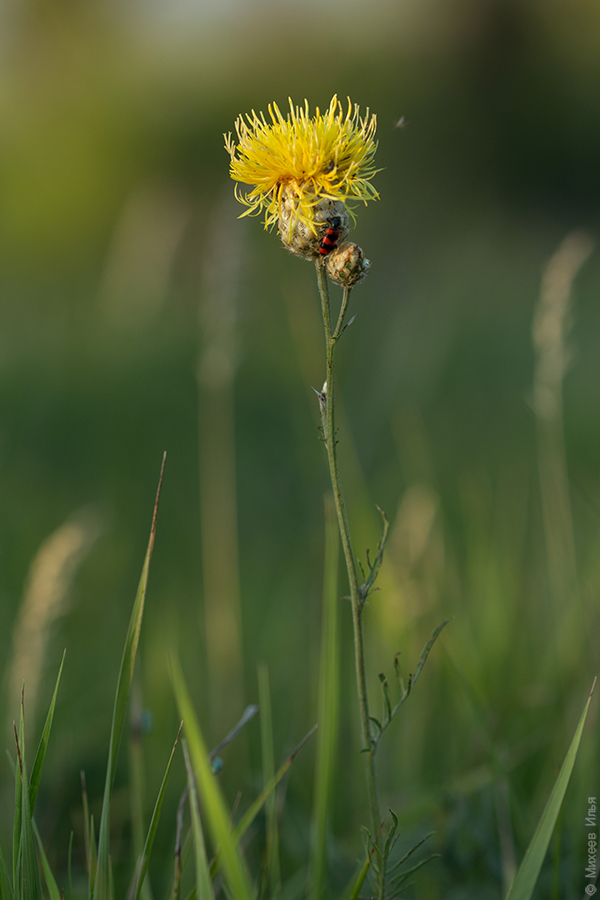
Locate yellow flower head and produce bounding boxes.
[225,96,379,237]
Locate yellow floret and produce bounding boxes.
[225,96,379,236]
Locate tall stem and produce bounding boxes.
[315,261,381,837]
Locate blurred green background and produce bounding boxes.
[1,0,599,896]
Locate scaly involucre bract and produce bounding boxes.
[225,96,379,235]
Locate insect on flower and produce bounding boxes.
[318,217,342,256]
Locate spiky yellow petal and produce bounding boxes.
[225,96,379,235]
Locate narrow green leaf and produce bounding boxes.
[206,725,317,883]
[410,618,452,690]
[309,496,340,900]
[171,657,254,900]
[129,724,182,900]
[30,650,66,815]
[209,706,259,764]
[32,820,61,900]
[81,773,90,874]
[258,662,281,897]
[344,852,372,900]
[388,853,440,891]
[89,816,97,900]
[505,680,595,900]
[94,456,165,900]
[68,831,74,900]
[381,810,398,863]
[128,686,151,900]
[182,740,213,900]
[231,725,317,850]
[169,709,259,900]
[358,507,389,605]
[81,772,96,897]
[379,674,392,725]
[386,830,434,876]
[391,619,452,719]
[170,789,190,900]
[13,711,23,889]
[16,711,43,900]
[0,841,13,900]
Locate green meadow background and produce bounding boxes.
[1,0,599,897]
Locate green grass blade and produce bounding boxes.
[81,774,90,869]
[68,831,74,900]
[206,724,317,882]
[231,725,317,850]
[0,841,13,900]
[257,662,281,897]
[32,820,61,900]
[169,709,259,899]
[12,712,23,889]
[89,816,97,900]
[129,724,182,900]
[171,657,254,900]
[81,772,95,892]
[309,496,340,900]
[505,680,596,900]
[343,851,373,900]
[182,740,213,900]
[209,705,259,764]
[94,456,165,900]
[16,709,43,900]
[128,689,152,900]
[30,650,66,815]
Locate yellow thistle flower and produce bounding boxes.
[224,96,379,237]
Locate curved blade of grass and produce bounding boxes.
[30,650,66,814]
[12,718,22,891]
[309,496,340,900]
[209,705,259,764]
[182,740,213,900]
[93,455,165,900]
[257,662,281,897]
[166,708,257,900]
[388,852,441,892]
[15,714,43,900]
[205,724,317,882]
[128,723,182,900]
[505,679,596,900]
[12,694,27,893]
[170,657,254,900]
[343,851,373,900]
[233,725,317,849]
[0,842,13,900]
[32,821,60,900]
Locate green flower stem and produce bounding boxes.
[315,260,381,837]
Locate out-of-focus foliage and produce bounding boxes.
[1,0,599,897]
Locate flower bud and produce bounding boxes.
[326,241,371,286]
[278,191,350,260]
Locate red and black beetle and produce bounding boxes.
[318,217,342,256]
